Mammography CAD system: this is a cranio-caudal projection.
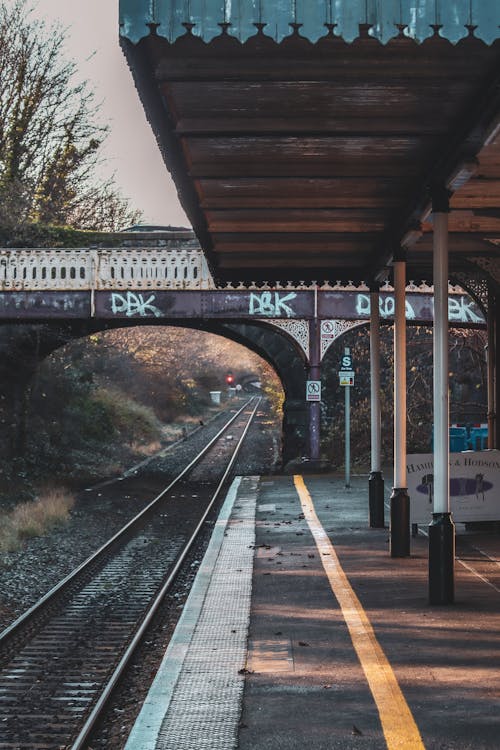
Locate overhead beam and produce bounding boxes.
[367,48,500,280]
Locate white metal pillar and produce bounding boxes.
[428,191,455,604]
[369,288,384,526]
[390,259,410,556]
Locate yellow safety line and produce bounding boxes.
[294,475,425,750]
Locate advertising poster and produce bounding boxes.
[407,450,500,523]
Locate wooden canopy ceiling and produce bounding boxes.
[121,27,500,286]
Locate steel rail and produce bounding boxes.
[0,397,256,648]
[70,396,261,750]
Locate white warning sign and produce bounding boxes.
[306,380,321,402]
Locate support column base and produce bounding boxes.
[390,487,410,557]
[428,512,455,605]
[369,471,385,528]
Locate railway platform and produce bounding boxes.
[125,473,500,750]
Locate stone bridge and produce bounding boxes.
[0,233,486,465]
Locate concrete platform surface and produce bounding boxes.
[127,473,500,750]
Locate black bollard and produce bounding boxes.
[369,471,385,527]
[428,512,455,604]
[390,487,410,557]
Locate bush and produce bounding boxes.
[92,388,161,443]
[8,326,282,488]
[66,395,117,444]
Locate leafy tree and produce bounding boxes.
[0,0,140,237]
[323,325,487,468]
[16,326,280,485]
[54,326,275,421]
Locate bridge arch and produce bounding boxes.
[0,317,309,466]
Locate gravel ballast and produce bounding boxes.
[0,399,279,633]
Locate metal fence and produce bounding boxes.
[0,248,215,291]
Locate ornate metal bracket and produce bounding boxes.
[265,319,310,359]
[319,320,366,361]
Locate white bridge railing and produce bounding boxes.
[0,248,216,291]
[0,246,466,297]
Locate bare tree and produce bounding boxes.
[0,0,141,234]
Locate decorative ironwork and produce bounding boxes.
[320,320,366,360]
[452,265,490,316]
[0,248,215,292]
[0,247,492,323]
[265,319,310,359]
[466,257,500,288]
[467,257,500,285]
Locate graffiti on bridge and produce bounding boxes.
[110,292,162,318]
[248,291,298,318]
[0,289,485,324]
[354,293,483,324]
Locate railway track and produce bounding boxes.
[0,397,260,750]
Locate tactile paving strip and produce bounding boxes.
[125,476,257,750]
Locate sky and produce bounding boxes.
[28,0,190,228]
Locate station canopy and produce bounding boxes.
[120,0,500,286]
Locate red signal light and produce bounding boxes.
[226,372,234,385]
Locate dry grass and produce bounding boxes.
[0,487,75,553]
[128,439,162,456]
